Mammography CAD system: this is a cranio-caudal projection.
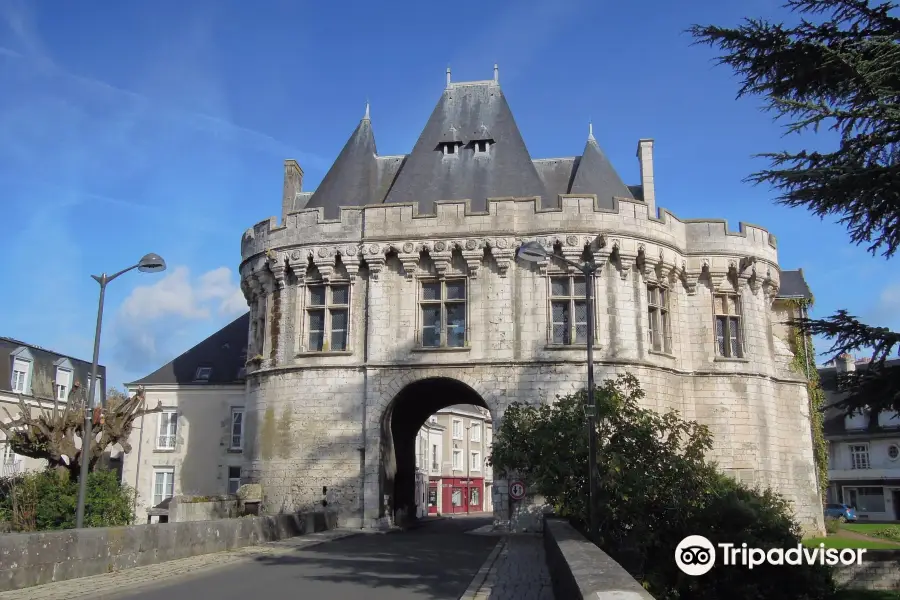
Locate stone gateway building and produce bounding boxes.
[237,68,823,533]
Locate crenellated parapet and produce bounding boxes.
[240,194,783,301]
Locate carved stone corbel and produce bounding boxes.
[462,250,482,278]
[270,263,288,289]
[493,248,514,278]
[681,263,700,295]
[399,254,419,280]
[708,270,729,293]
[364,253,386,280]
[312,250,336,281]
[617,253,636,281]
[431,252,452,279]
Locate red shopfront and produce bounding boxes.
[438,477,483,514]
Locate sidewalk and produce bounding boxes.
[463,534,554,600]
[0,529,360,600]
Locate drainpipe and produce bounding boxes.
[358,208,370,529]
[133,402,146,521]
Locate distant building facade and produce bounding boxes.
[0,337,106,477]
[821,354,900,521]
[122,316,248,523]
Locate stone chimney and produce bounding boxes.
[835,353,856,373]
[281,159,304,222]
[636,139,656,218]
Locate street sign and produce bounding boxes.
[509,480,526,501]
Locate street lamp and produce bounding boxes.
[515,241,600,538]
[75,253,167,529]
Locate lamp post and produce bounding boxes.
[75,253,167,530]
[516,241,599,538]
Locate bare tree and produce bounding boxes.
[0,382,162,481]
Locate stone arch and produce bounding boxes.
[371,368,500,424]
[374,373,497,526]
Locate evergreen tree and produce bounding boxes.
[690,0,900,415]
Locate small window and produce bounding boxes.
[420,279,466,348]
[888,444,899,461]
[849,444,870,470]
[306,282,350,352]
[471,451,481,471]
[227,466,242,495]
[152,468,175,506]
[474,140,490,154]
[157,411,177,450]
[470,422,481,442]
[194,367,212,382]
[11,358,30,394]
[647,285,671,353]
[55,368,72,401]
[713,293,744,358]
[230,408,244,449]
[452,449,462,470]
[452,419,463,440]
[550,275,588,345]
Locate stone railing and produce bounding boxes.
[0,510,339,592]
[833,549,900,591]
[543,517,655,599]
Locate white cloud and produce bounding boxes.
[111,265,248,374]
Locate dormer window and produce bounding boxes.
[474,140,491,154]
[440,142,462,157]
[54,358,74,402]
[194,367,212,382]
[9,347,34,395]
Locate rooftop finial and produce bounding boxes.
[446,66,451,87]
[364,99,370,120]
[588,119,595,141]
[494,63,499,83]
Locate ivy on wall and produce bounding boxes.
[785,297,828,501]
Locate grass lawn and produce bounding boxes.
[842,524,900,543]
[802,535,900,549]
[834,591,900,600]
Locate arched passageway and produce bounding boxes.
[381,377,490,522]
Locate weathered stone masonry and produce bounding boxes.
[238,195,823,533]
[235,72,822,533]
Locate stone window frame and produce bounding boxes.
[470,422,481,442]
[712,292,745,358]
[546,271,591,346]
[646,283,672,354]
[452,418,463,440]
[302,279,352,353]
[416,277,468,349]
[470,451,481,472]
[849,443,870,470]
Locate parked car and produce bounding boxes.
[824,503,857,522]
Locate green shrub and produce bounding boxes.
[825,517,842,535]
[489,373,835,600]
[0,469,135,531]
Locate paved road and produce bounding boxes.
[114,516,498,600]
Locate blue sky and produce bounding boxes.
[0,0,897,389]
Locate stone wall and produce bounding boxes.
[169,496,239,522]
[0,510,338,592]
[543,517,656,599]
[833,550,900,591]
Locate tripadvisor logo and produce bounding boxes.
[675,535,866,576]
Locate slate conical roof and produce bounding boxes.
[305,112,380,219]
[569,134,634,209]
[383,80,547,213]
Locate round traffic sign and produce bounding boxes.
[509,480,526,501]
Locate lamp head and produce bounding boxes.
[138,253,167,273]
[516,241,548,263]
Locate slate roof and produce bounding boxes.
[818,358,900,436]
[305,114,381,220]
[569,138,635,209]
[777,269,813,300]
[128,313,249,386]
[303,76,640,217]
[0,337,106,400]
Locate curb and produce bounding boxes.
[459,536,506,600]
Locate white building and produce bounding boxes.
[122,316,248,523]
[0,337,107,478]
[822,354,900,521]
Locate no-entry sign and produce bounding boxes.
[509,480,526,500]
